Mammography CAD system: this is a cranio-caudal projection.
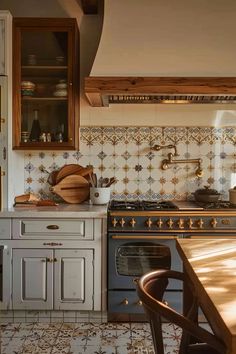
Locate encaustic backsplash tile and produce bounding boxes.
[24,126,236,201]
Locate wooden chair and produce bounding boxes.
[136,269,226,354]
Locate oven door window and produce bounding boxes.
[116,242,171,276]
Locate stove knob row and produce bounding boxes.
[111,217,207,229]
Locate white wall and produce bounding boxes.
[92,0,236,76]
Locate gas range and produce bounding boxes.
[108,200,236,233]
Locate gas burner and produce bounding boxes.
[142,201,178,210]
[109,200,178,211]
[109,200,141,210]
[196,201,236,209]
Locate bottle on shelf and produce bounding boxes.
[30,109,41,142]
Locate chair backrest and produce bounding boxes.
[136,269,226,354]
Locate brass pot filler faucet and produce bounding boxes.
[152,144,203,178]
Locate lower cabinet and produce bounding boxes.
[12,248,94,310]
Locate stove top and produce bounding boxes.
[108,200,236,211]
[195,201,236,209]
[108,200,178,211]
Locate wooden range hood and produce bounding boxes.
[84,77,236,107]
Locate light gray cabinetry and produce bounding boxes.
[13,218,93,240]
[13,248,94,310]
[54,249,93,310]
[13,249,53,310]
[0,244,11,310]
[0,214,104,312]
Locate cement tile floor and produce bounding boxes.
[0,322,182,354]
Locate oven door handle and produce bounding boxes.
[111,235,178,240]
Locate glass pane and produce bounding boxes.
[21,31,68,66]
[116,242,171,276]
[20,30,69,143]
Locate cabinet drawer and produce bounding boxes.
[12,218,93,240]
[0,219,11,239]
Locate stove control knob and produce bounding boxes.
[119,218,126,227]
[111,218,118,227]
[187,218,194,229]
[211,218,218,228]
[166,218,174,229]
[157,218,163,228]
[130,218,136,228]
[122,298,129,305]
[146,218,153,228]
[177,218,185,229]
[197,218,204,229]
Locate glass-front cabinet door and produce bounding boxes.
[13,18,79,150]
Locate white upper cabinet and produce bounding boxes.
[0,11,12,76]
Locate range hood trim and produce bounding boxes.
[84,77,236,107]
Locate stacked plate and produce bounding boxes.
[21,81,36,96]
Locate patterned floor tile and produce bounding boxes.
[0,321,181,354]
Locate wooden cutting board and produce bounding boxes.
[56,164,93,184]
[50,175,90,204]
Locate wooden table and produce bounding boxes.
[176,239,236,354]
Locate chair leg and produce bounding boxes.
[149,313,165,354]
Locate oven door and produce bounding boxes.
[108,234,182,290]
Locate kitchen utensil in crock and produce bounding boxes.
[193,186,221,203]
[50,175,89,204]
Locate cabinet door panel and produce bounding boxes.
[54,249,93,310]
[13,249,53,310]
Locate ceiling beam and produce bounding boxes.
[85,76,236,107]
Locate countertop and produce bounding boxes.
[176,238,236,351]
[0,203,107,218]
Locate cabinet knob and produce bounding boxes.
[122,298,129,305]
[0,170,5,176]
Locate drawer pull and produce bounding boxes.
[46,225,59,230]
[43,242,63,246]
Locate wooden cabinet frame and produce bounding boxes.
[12,18,79,150]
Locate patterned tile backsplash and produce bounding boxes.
[24,126,236,201]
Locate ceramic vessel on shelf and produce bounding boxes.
[21,81,35,96]
[53,80,67,97]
